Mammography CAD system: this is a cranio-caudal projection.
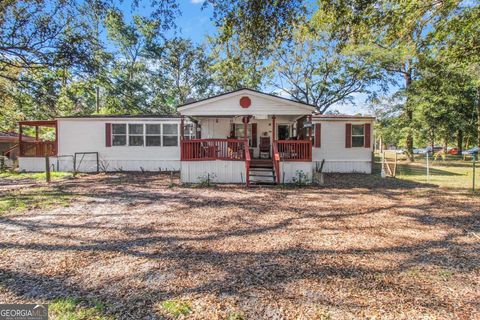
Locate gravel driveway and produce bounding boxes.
[0,173,479,319]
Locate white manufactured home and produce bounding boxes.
[17,89,374,185]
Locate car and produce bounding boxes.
[413,148,428,154]
[462,147,479,155]
[447,147,458,155]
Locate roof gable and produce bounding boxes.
[177,89,316,116]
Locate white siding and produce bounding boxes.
[181,160,246,183]
[179,90,315,116]
[312,119,373,174]
[18,118,182,172]
[279,162,313,183]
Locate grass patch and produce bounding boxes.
[226,312,245,320]
[49,297,114,320]
[158,299,191,318]
[374,155,480,190]
[396,161,479,189]
[0,171,72,181]
[0,187,71,215]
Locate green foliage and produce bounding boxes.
[49,297,114,320]
[158,299,191,318]
[270,29,384,113]
[1,0,479,153]
[226,312,245,320]
[0,186,71,215]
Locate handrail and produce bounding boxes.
[181,139,246,161]
[3,143,19,157]
[244,140,251,186]
[275,140,312,161]
[272,141,280,184]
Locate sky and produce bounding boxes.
[130,0,375,115]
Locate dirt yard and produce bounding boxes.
[0,173,479,319]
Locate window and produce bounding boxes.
[112,124,127,146]
[234,124,252,145]
[351,124,365,147]
[146,124,161,146]
[128,124,144,146]
[183,123,196,140]
[163,123,178,146]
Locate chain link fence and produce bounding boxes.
[376,151,479,191]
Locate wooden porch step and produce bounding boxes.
[249,181,277,186]
[250,160,273,168]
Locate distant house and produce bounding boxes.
[17,89,374,185]
[1,132,35,160]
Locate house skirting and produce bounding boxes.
[314,160,372,174]
[18,157,180,172]
[181,160,246,184]
[18,158,372,179]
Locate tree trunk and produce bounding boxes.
[430,128,435,153]
[477,87,480,148]
[405,72,414,161]
[443,133,448,154]
[457,129,463,154]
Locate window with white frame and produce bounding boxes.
[112,124,127,146]
[128,124,144,146]
[146,124,161,146]
[163,123,178,146]
[351,124,365,147]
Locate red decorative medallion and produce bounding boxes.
[239,96,251,108]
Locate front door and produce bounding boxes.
[277,124,290,140]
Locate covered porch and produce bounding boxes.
[18,120,58,157]
[180,114,313,162]
[177,89,316,185]
[180,114,313,185]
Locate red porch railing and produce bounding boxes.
[274,140,312,162]
[181,139,248,161]
[19,141,57,157]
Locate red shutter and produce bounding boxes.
[251,123,257,147]
[229,123,236,138]
[105,123,111,147]
[364,123,371,148]
[314,123,321,148]
[345,123,352,148]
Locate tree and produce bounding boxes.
[313,0,462,160]
[205,0,306,91]
[433,4,480,148]
[270,31,383,113]
[147,38,215,111]
[412,59,477,152]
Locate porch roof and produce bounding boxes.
[178,88,316,116]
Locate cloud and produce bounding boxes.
[191,0,204,3]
